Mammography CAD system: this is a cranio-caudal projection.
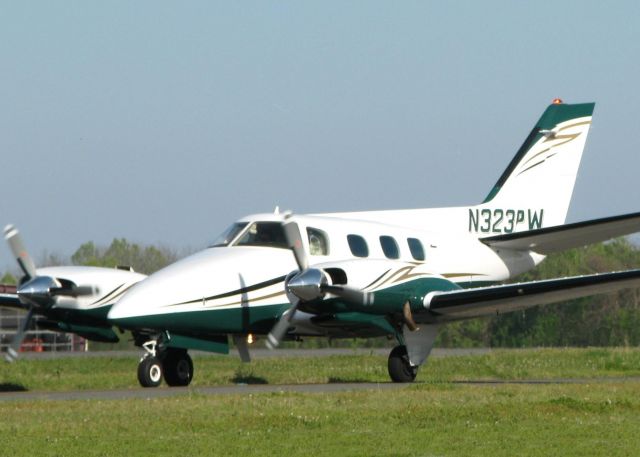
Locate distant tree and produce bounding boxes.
[488,238,640,347]
[71,238,180,275]
[71,241,101,267]
[1,272,17,285]
[433,238,640,348]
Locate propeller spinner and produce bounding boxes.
[265,217,373,349]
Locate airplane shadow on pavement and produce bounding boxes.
[231,374,268,385]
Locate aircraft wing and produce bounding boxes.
[481,212,640,255]
[422,269,640,321]
[0,284,26,310]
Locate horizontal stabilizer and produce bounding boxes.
[481,212,640,254]
[423,269,640,321]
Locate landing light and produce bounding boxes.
[247,334,254,344]
[552,98,563,105]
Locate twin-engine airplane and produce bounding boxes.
[107,100,640,386]
[0,226,146,362]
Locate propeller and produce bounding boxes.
[3,225,98,362]
[265,217,374,349]
[266,220,305,349]
[282,221,308,271]
[4,225,37,280]
[5,307,34,362]
[51,284,100,298]
[265,302,298,350]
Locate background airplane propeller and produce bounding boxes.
[3,225,98,362]
[266,217,373,349]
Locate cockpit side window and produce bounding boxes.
[210,222,248,247]
[307,227,330,256]
[235,222,288,248]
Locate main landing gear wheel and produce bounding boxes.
[388,345,418,383]
[138,356,163,388]
[163,349,194,387]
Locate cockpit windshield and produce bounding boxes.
[234,222,288,249]
[210,222,248,247]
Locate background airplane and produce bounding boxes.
[0,225,146,362]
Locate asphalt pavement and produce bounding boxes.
[4,348,637,403]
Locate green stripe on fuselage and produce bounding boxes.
[114,277,477,337]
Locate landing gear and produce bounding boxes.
[388,345,418,383]
[138,356,163,388]
[135,338,194,388]
[162,348,194,387]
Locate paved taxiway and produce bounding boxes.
[4,377,640,403]
[4,348,638,402]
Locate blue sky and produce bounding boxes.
[1,1,640,269]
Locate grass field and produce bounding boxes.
[2,348,640,456]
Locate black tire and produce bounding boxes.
[137,356,163,388]
[388,345,418,383]
[162,349,194,387]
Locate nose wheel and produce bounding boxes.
[136,339,194,388]
[162,349,194,387]
[138,356,163,388]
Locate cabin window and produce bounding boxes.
[210,222,248,247]
[407,238,425,261]
[380,236,400,259]
[347,234,369,258]
[307,227,330,256]
[235,222,288,248]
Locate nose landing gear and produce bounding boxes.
[136,339,194,388]
[162,348,194,387]
[138,355,163,388]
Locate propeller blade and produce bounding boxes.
[283,220,308,271]
[71,285,100,296]
[51,285,100,297]
[266,300,299,350]
[322,284,374,306]
[4,225,37,280]
[5,307,35,363]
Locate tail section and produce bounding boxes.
[479,100,594,231]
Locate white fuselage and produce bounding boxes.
[108,209,543,334]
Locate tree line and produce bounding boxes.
[1,238,181,284]
[439,238,640,347]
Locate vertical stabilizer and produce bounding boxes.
[481,101,594,229]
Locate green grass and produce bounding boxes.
[1,383,640,456]
[2,348,640,456]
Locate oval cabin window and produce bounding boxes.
[380,236,400,259]
[347,234,369,258]
[407,238,425,261]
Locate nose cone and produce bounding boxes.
[108,246,295,332]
